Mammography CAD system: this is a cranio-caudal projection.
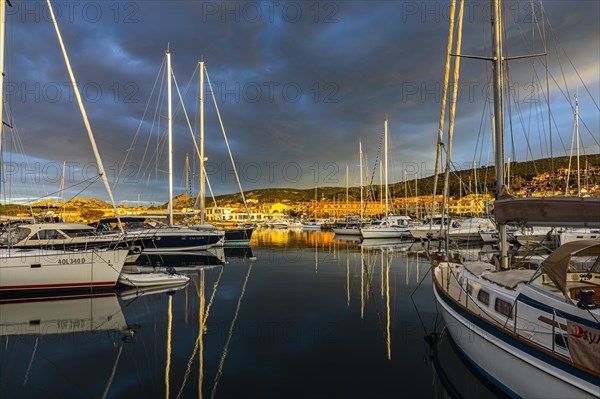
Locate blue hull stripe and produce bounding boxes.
[435,284,600,387]
[144,234,221,251]
[517,293,600,330]
[450,339,521,398]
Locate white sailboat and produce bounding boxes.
[361,118,411,239]
[191,61,254,246]
[333,160,362,235]
[115,50,224,253]
[432,0,600,397]
[302,186,322,230]
[0,0,131,294]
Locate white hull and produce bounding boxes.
[446,231,485,242]
[409,227,442,240]
[559,229,600,245]
[118,272,189,287]
[302,224,321,231]
[433,284,597,398]
[0,248,129,293]
[514,227,558,249]
[361,227,409,239]
[479,231,497,243]
[332,227,361,235]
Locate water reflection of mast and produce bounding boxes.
[405,254,409,287]
[211,264,253,399]
[380,249,384,298]
[346,242,350,306]
[166,293,173,399]
[315,233,319,273]
[199,270,205,399]
[101,339,124,399]
[360,245,365,319]
[385,249,391,361]
[176,267,223,399]
[416,252,420,283]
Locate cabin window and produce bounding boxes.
[467,283,473,295]
[32,230,62,240]
[62,229,93,238]
[477,289,490,306]
[494,298,513,319]
[458,276,464,287]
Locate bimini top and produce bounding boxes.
[542,239,600,296]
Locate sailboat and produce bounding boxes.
[190,61,254,246]
[333,145,369,236]
[302,186,322,230]
[361,118,412,239]
[0,0,134,294]
[431,0,600,397]
[107,51,224,253]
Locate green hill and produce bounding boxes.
[211,154,600,204]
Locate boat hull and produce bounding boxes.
[332,227,361,236]
[433,279,598,398]
[301,224,321,231]
[0,248,128,295]
[223,227,255,246]
[118,272,189,287]
[132,228,224,253]
[361,228,410,239]
[409,228,442,240]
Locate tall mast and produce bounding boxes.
[185,153,189,196]
[314,186,317,219]
[199,61,206,223]
[345,162,349,219]
[415,174,418,219]
[404,170,408,217]
[379,160,383,216]
[46,0,123,233]
[0,0,5,158]
[359,141,364,221]
[491,0,507,269]
[575,93,580,197]
[167,48,174,226]
[384,118,389,221]
[60,161,66,219]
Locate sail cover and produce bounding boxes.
[493,188,600,228]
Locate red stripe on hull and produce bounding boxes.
[0,281,116,291]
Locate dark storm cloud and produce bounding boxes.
[2,0,598,204]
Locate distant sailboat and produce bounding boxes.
[361,118,412,239]
[333,147,367,236]
[191,61,254,246]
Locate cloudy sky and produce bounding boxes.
[2,0,599,205]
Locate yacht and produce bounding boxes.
[96,217,224,253]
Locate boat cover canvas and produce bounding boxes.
[482,270,536,290]
[493,188,600,228]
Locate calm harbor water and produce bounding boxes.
[0,230,507,398]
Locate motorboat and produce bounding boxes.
[0,247,129,295]
[445,217,496,243]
